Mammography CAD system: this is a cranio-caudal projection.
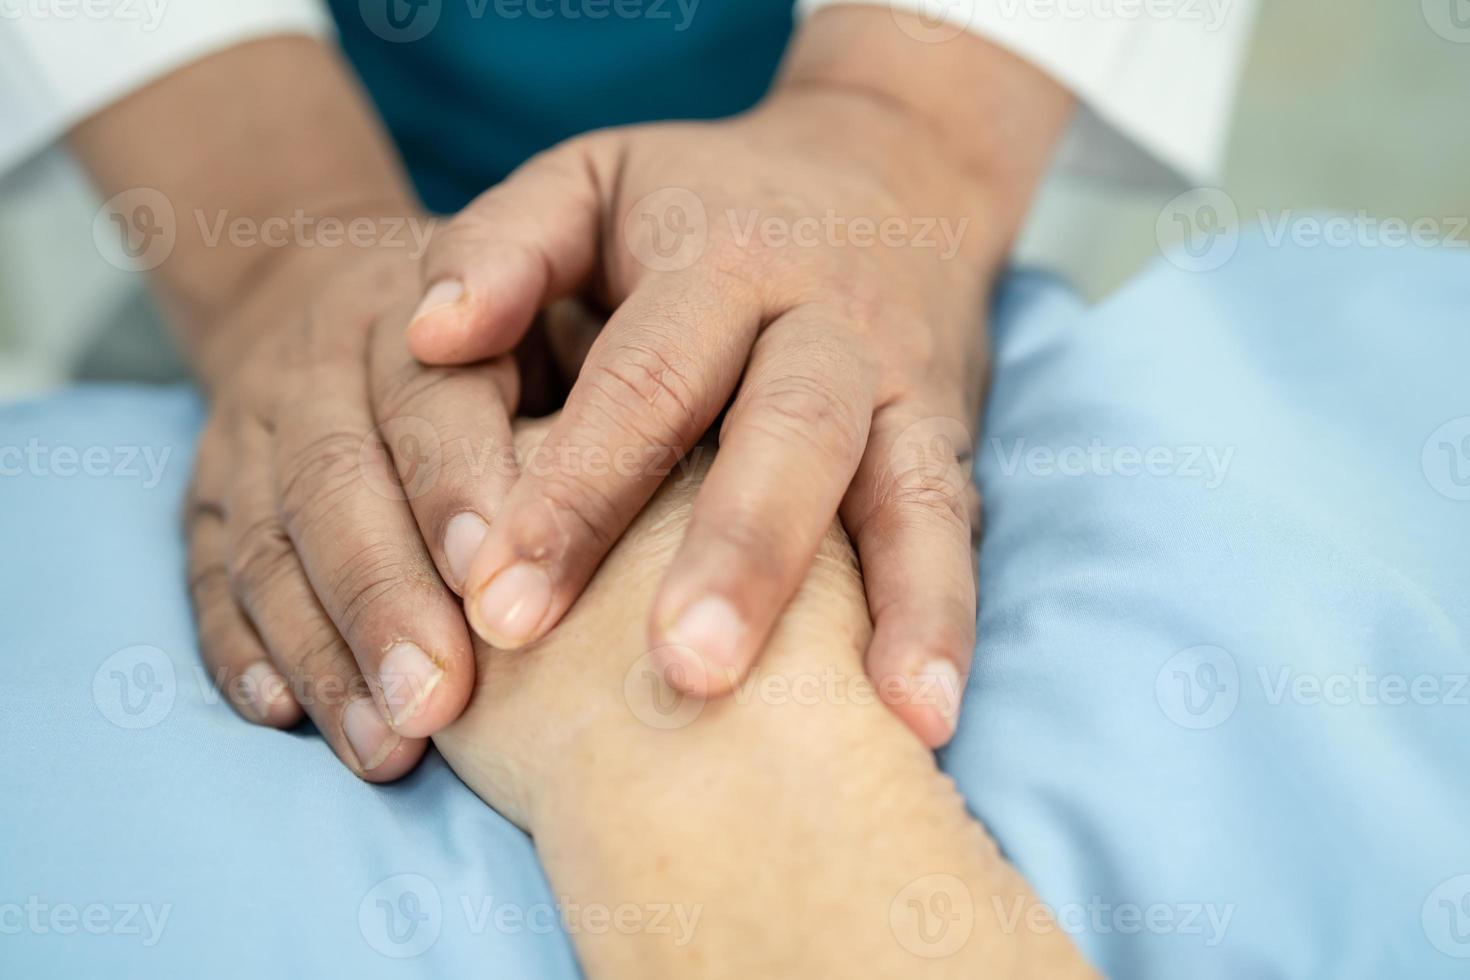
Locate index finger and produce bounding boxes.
[461,272,761,649]
[368,307,521,594]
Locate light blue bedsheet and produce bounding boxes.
[3,233,1468,978]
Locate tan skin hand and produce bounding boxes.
[182,250,524,777]
[434,417,1097,980]
[69,11,1072,779]
[68,39,534,779]
[409,8,1074,748]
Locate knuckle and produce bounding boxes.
[196,613,251,680]
[325,539,436,641]
[884,465,971,528]
[701,239,769,294]
[184,492,226,535]
[533,470,621,555]
[373,359,456,423]
[276,429,370,530]
[229,518,297,601]
[426,208,493,265]
[529,137,597,185]
[301,296,373,362]
[740,371,864,465]
[287,626,355,703]
[586,339,704,446]
[188,560,233,611]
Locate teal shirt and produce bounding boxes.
[327,0,795,213]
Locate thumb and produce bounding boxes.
[407,138,605,364]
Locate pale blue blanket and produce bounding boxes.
[4,234,1468,977]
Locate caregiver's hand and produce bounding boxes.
[181,249,519,778]
[408,8,1072,746]
[67,38,524,778]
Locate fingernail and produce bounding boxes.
[342,697,400,772]
[378,642,443,729]
[443,511,490,591]
[474,563,552,647]
[664,596,745,678]
[915,658,963,735]
[240,661,289,723]
[410,279,464,324]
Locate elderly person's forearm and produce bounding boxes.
[436,423,1095,978]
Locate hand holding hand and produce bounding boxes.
[408,8,1071,745]
[186,248,522,777]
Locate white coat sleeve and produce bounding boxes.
[0,0,334,174]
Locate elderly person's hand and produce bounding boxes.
[408,8,1072,745]
[434,414,1095,979]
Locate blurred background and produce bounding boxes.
[1,0,1467,399]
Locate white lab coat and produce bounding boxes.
[0,0,1256,182]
